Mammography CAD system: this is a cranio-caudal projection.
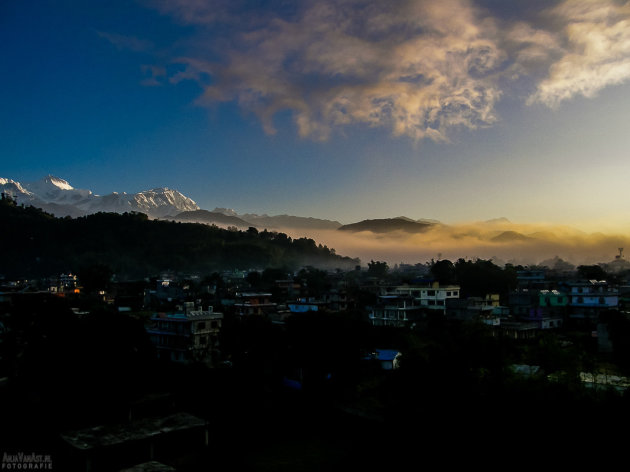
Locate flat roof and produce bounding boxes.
[61,412,205,451]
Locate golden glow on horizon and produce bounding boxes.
[279,218,630,266]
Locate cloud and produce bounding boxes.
[528,0,630,107]
[284,220,630,267]
[145,0,630,140]
[156,0,507,141]
[139,65,167,86]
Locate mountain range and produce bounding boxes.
[0,175,569,241]
[2,175,628,266]
[0,176,198,219]
[0,176,347,230]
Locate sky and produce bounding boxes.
[2,0,630,233]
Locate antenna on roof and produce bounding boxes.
[617,248,624,260]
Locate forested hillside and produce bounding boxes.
[0,197,359,279]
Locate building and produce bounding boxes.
[506,289,564,332]
[48,273,80,295]
[146,305,222,364]
[368,294,423,327]
[385,283,460,315]
[538,289,568,309]
[565,280,618,319]
[516,269,547,290]
[445,297,501,325]
[234,292,277,316]
[288,298,328,313]
[325,288,352,312]
[61,412,208,472]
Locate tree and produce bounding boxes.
[367,260,389,279]
[430,259,456,285]
[577,264,607,280]
[298,266,331,297]
[454,258,515,299]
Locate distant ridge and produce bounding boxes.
[170,209,252,228]
[210,208,342,230]
[240,213,342,230]
[338,217,434,234]
[484,217,512,225]
[490,231,535,243]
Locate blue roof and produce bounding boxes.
[374,349,401,361]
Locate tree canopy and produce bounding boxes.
[0,204,359,279]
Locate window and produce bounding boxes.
[200,336,207,345]
[197,322,206,330]
[428,290,435,296]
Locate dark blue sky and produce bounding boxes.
[2,0,630,230]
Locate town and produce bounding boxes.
[5,0,630,469]
[2,248,630,470]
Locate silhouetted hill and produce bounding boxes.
[484,217,512,225]
[0,200,359,279]
[240,213,342,230]
[169,209,253,228]
[490,231,535,243]
[338,217,434,234]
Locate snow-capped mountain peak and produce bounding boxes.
[1,176,199,218]
[23,175,92,205]
[0,178,33,197]
[45,175,74,190]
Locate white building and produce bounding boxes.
[386,283,460,314]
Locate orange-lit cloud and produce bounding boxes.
[528,0,630,107]
[153,0,506,141]
[146,0,630,141]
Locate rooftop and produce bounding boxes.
[61,412,206,451]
